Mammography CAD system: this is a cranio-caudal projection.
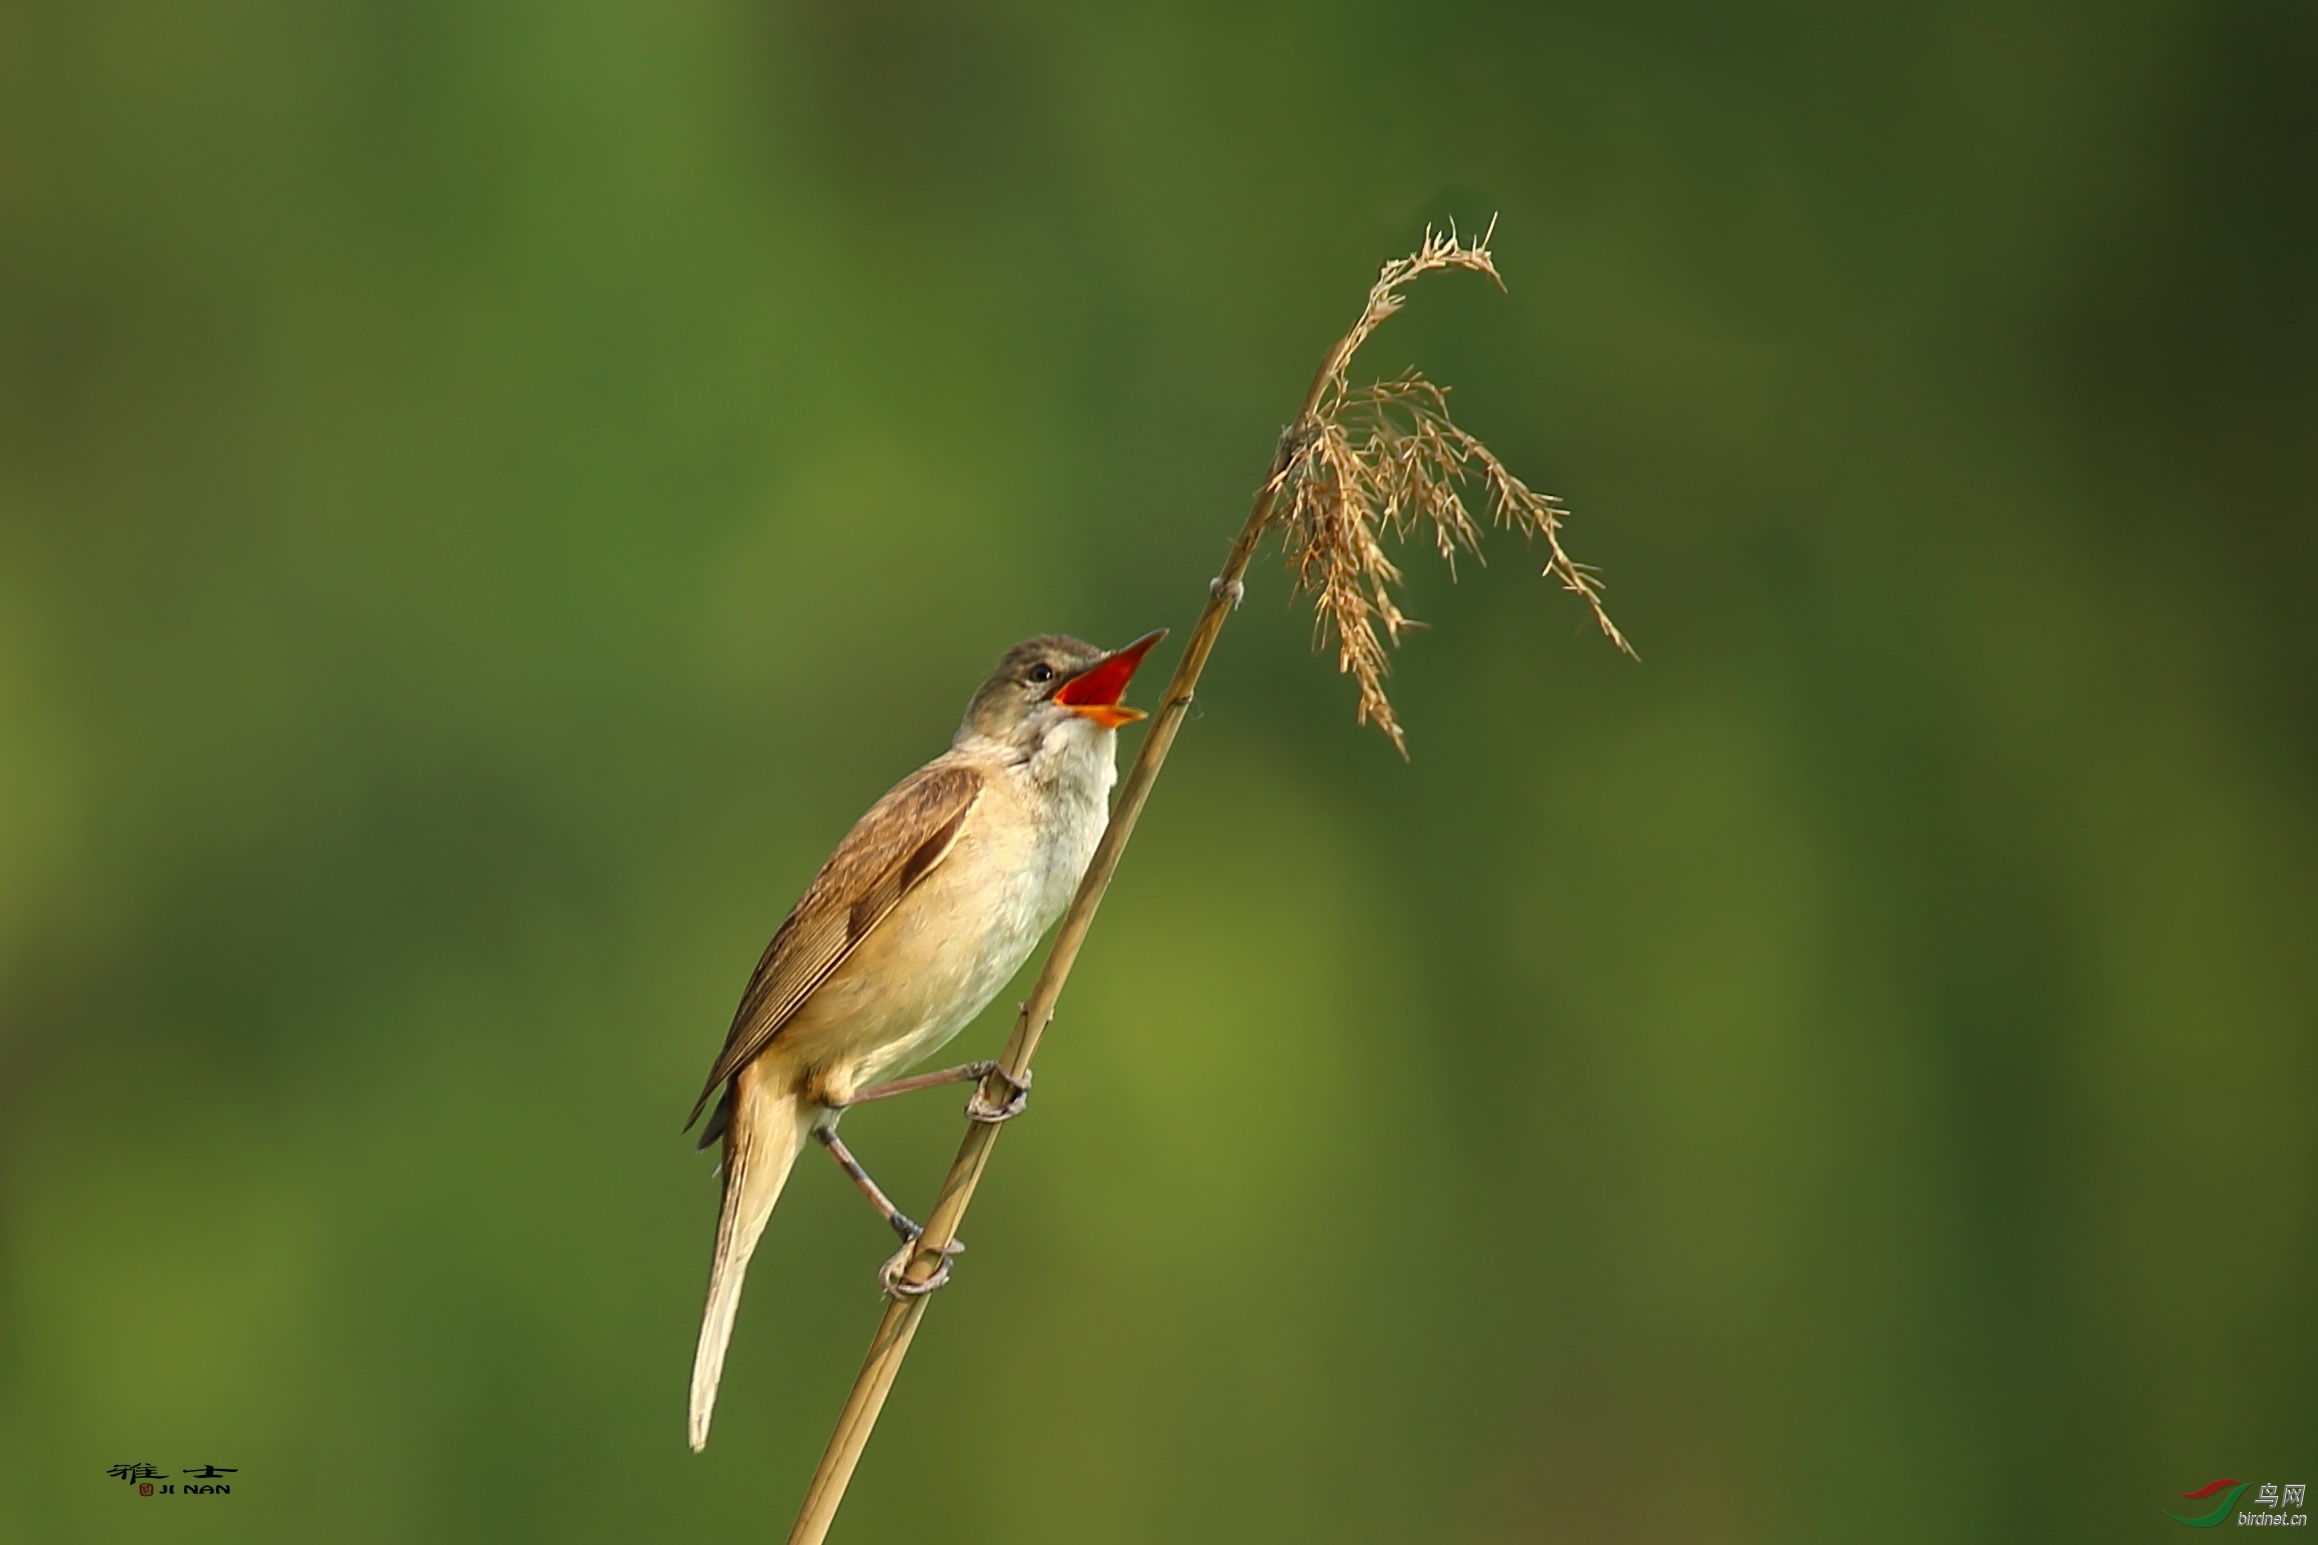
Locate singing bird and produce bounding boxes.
[683,630,1164,1451]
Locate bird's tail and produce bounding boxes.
[688,1068,812,1451]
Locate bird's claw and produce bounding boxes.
[880,1236,964,1300]
[964,1065,1033,1124]
[1210,576,1245,609]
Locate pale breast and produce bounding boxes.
[778,760,1110,1103]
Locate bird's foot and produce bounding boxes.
[880,1236,964,1300]
[964,1064,1033,1124]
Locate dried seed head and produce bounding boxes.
[1271,222,1633,754]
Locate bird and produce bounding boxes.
[683,629,1165,1451]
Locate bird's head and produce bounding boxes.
[958,631,1166,755]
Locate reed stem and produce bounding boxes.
[779,356,1328,1545]
[780,225,1611,1544]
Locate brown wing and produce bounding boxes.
[685,760,982,1126]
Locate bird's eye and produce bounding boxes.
[1027,663,1055,685]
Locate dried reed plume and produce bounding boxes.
[1273,222,1635,752]
[782,225,1629,1545]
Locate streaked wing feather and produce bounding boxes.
[687,761,981,1123]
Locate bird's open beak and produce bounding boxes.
[1054,629,1166,728]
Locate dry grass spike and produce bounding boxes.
[1271,219,1635,753]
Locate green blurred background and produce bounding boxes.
[3,1,2313,1540]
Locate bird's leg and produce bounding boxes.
[844,1058,1034,1124]
[816,1057,1028,1300]
[813,1127,922,1243]
[816,1123,969,1298]
[844,1060,999,1106]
